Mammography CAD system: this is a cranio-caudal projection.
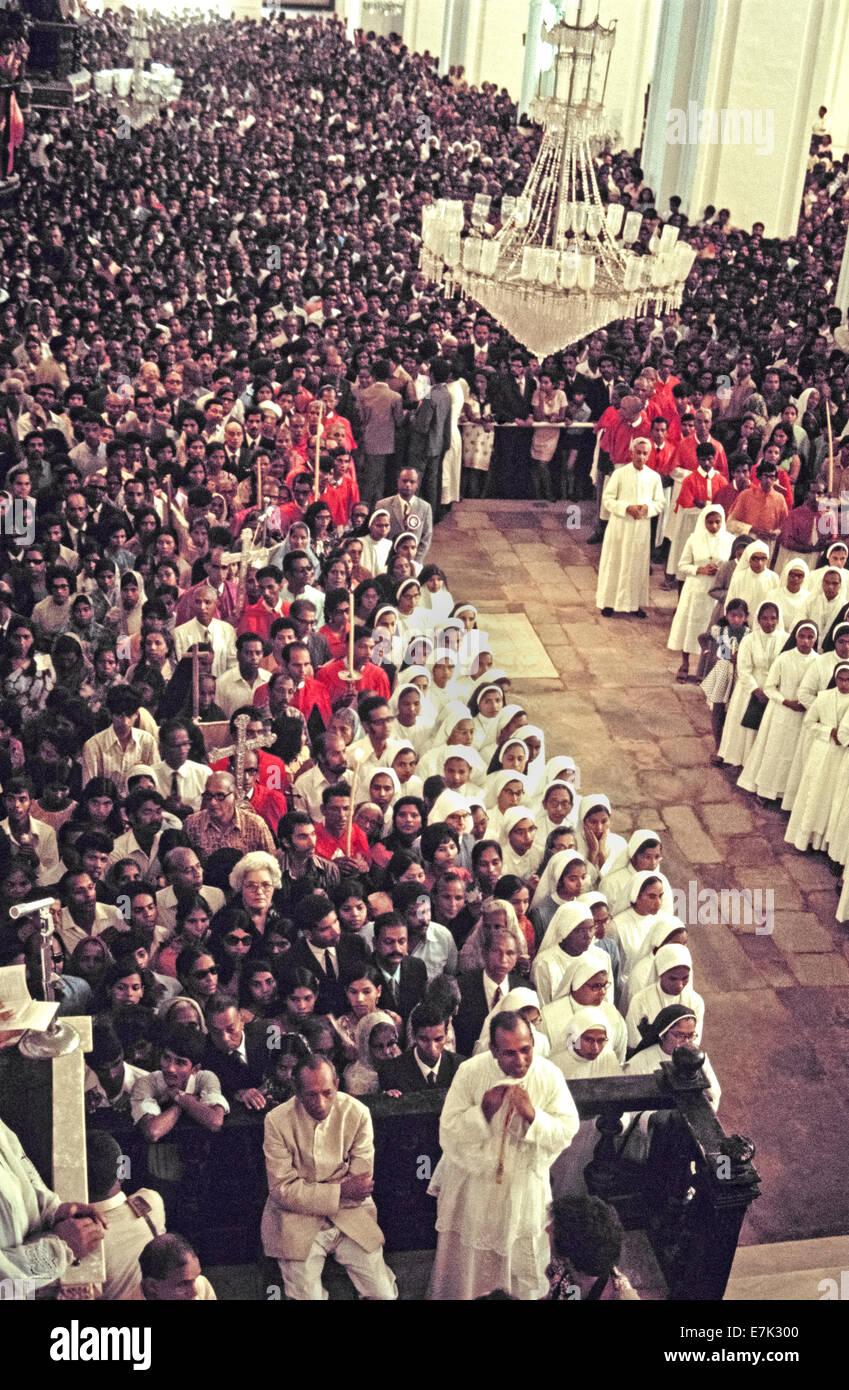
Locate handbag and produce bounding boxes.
[740,691,767,731]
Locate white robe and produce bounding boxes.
[540,992,628,1063]
[0,1118,69,1291]
[595,464,664,613]
[623,1044,720,1160]
[738,647,818,799]
[667,512,732,655]
[607,906,663,977]
[441,378,468,505]
[625,982,705,1049]
[718,623,786,767]
[783,688,849,846]
[821,702,849,877]
[548,1047,624,1198]
[427,1051,579,1301]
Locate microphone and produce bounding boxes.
[9,897,59,920]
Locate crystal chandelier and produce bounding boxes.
[362,1,406,28]
[419,1,697,358]
[92,17,181,130]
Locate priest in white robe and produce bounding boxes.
[427,1010,579,1301]
[595,439,664,618]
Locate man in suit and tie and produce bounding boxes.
[491,351,537,499]
[410,357,453,518]
[221,419,252,476]
[203,1001,269,1110]
[378,1002,465,1093]
[354,359,404,514]
[287,893,369,1016]
[374,465,433,560]
[584,354,620,421]
[453,918,524,1057]
[369,914,428,1026]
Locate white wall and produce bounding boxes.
[692,0,838,237]
[598,0,660,154]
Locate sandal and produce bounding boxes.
[676,666,690,683]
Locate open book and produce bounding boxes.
[0,963,59,1033]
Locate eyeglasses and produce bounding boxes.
[192,966,218,978]
[225,933,251,945]
[204,791,234,802]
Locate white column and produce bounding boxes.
[836,236,849,318]
[345,0,363,40]
[403,0,420,48]
[689,0,840,237]
[599,0,661,154]
[518,0,545,120]
[462,0,487,88]
[439,0,460,76]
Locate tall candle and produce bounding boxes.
[314,402,323,500]
[348,591,356,674]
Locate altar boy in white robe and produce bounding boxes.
[596,438,664,619]
[427,1010,579,1301]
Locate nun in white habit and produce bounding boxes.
[599,829,675,919]
[389,681,436,756]
[802,568,846,651]
[530,900,595,1006]
[539,947,628,1063]
[807,542,849,596]
[725,540,779,612]
[608,870,670,977]
[717,598,785,768]
[542,755,581,794]
[796,622,849,712]
[471,986,550,1057]
[622,915,689,1014]
[478,703,530,764]
[667,504,733,669]
[548,1006,624,1199]
[624,943,705,1050]
[784,663,849,848]
[534,780,578,846]
[821,684,849,879]
[509,725,546,795]
[738,620,819,800]
[483,769,530,843]
[498,804,543,879]
[360,510,393,575]
[573,794,627,887]
[773,560,810,631]
[623,1006,720,1162]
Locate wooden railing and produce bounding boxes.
[363,1046,761,1301]
[0,1045,759,1298]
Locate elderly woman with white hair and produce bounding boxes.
[457,898,529,974]
[228,851,284,937]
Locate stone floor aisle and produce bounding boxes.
[430,500,849,1246]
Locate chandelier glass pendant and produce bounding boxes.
[92,17,181,130]
[419,1,697,358]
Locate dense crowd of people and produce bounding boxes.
[0,4,841,1300]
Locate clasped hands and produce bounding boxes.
[481,1083,534,1125]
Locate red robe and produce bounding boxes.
[674,434,729,479]
[314,823,372,863]
[316,658,390,708]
